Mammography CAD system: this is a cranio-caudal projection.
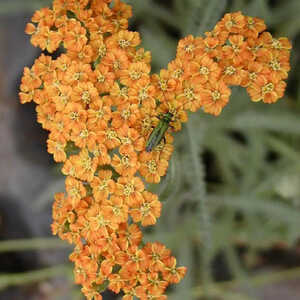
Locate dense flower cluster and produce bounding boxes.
[19,0,291,299]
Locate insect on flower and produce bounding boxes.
[146,112,173,152]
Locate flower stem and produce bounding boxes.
[187,118,212,297]
[0,238,69,253]
[0,264,70,291]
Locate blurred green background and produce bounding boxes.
[0,0,300,299]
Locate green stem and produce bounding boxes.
[186,119,212,298]
[0,238,70,253]
[192,266,300,297]
[0,265,70,291]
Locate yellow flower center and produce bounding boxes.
[112,206,121,216]
[121,137,131,145]
[81,91,91,104]
[82,157,92,171]
[70,111,79,120]
[73,72,83,81]
[95,214,106,227]
[271,38,281,50]
[159,79,167,91]
[79,129,89,138]
[141,203,151,216]
[212,90,221,101]
[120,87,128,98]
[121,109,131,120]
[269,59,281,71]
[199,66,209,75]
[225,20,235,30]
[123,183,134,196]
[98,180,108,191]
[184,44,194,53]
[98,45,107,58]
[173,69,183,79]
[262,82,274,94]
[118,39,130,48]
[121,155,130,166]
[249,72,257,81]
[107,130,118,140]
[147,160,157,174]
[139,88,148,101]
[247,17,254,26]
[113,60,121,70]
[55,142,64,151]
[232,44,240,52]
[96,109,104,119]
[69,187,80,199]
[224,66,236,76]
[129,70,141,80]
[97,74,105,83]
[184,87,195,100]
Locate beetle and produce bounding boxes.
[145,112,173,152]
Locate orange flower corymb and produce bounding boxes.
[20,1,291,298]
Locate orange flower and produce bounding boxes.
[138,152,168,183]
[161,256,187,284]
[139,272,168,295]
[130,191,161,226]
[222,34,250,65]
[128,77,156,109]
[93,65,115,93]
[219,60,247,86]
[47,135,67,162]
[73,148,98,182]
[201,80,231,116]
[151,69,177,101]
[72,82,99,107]
[176,35,201,61]
[102,195,129,224]
[120,62,150,86]
[67,44,95,64]
[89,143,111,165]
[242,16,266,38]
[177,79,203,112]
[63,102,87,131]
[142,242,171,272]
[247,73,286,103]
[108,273,125,294]
[90,170,115,203]
[111,144,139,177]
[117,223,143,250]
[65,176,86,208]
[30,25,62,53]
[257,49,290,81]
[240,61,268,87]
[64,61,95,86]
[188,54,221,84]
[217,11,246,34]
[102,48,130,77]
[20,67,42,91]
[70,122,97,149]
[115,176,145,207]
[117,125,145,152]
[97,125,121,149]
[63,19,88,52]
[52,85,72,111]
[106,30,141,51]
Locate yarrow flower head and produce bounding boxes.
[20,1,291,299]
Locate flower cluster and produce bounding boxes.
[154,11,291,120]
[19,0,291,299]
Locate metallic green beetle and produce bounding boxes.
[145,112,173,152]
